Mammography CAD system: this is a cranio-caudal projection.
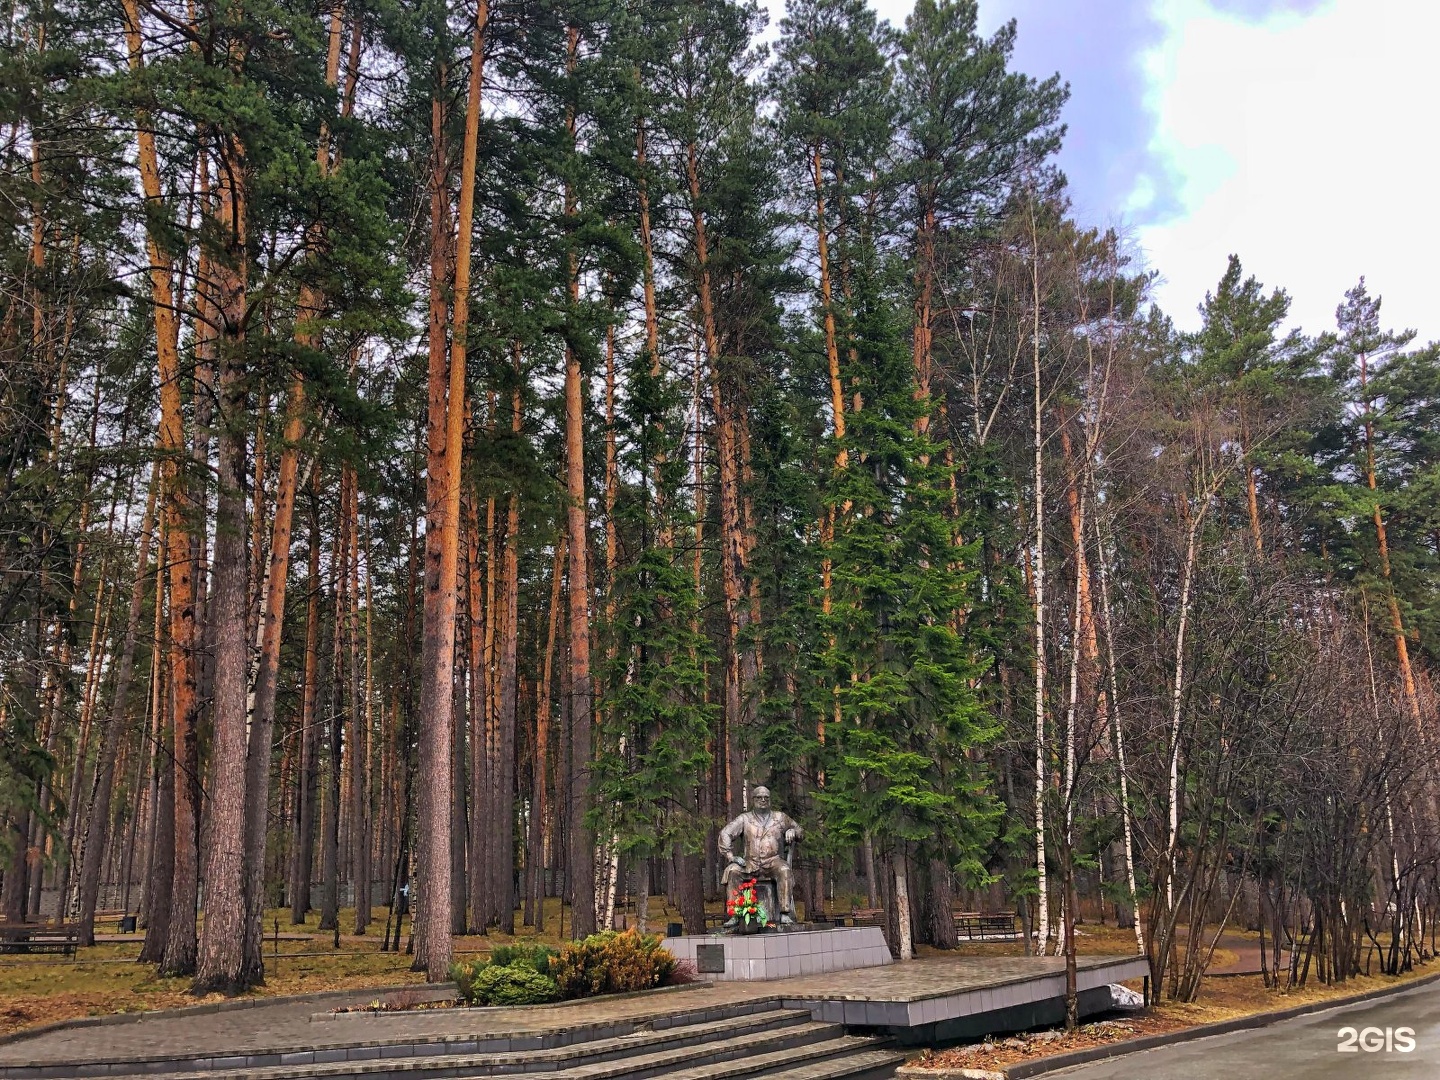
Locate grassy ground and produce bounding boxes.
[0,900,590,1036]
[939,921,1142,959]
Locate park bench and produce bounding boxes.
[953,911,1018,939]
[844,907,885,927]
[0,923,79,957]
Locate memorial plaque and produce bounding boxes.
[696,943,726,974]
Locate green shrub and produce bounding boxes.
[467,964,560,1006]
[489,942,558,976]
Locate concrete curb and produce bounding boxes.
[308,978,708,1020]
[0,982,455,1048]
[898,966,1440,1079]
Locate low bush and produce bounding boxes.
[550,935,609,999]
[668,957,699,985]
[472,964,560,1005]
[551,930,680,999]
[452,961,559,1006]
[488,942,558,976]
[453,932,679,1004]
[450,959,488,1005]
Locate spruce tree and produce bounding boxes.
[821,255,998,959]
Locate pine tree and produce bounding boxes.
[897,0,1065,428]
[1192,254,1325,557]
[1328,280,1436,723]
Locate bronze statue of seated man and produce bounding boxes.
[719,786,803,927]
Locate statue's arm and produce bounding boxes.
[718,817,743,864]
[784,815,803,843]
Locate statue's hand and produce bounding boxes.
[784,828,796,845]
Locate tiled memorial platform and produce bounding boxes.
[775,952,1149,1044]
[662,925,892,981]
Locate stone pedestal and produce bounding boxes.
[662,925,891,982]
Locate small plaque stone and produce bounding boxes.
[697,943,726,974]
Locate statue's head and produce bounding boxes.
[753,786,771,811]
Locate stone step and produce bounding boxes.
[735,1048,906,1080]
[556,1036,905,1080]
[12,1000,797,1080]
[72,1011,827,1080]
[456,1027,862,1080]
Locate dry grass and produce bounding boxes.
[918,922,1146,961]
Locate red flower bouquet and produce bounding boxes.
[726,877,769,928]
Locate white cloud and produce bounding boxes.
[761,0,1434,341]
[1135,0,1440,340]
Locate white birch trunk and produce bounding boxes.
[1063,495,1085,816]
[1058,501,1084,960]
[1166,509,1204,912]
[1030,207,1050,955]
[598,733,627,930]
[894,856,914,961]
[1093,509,1144,955]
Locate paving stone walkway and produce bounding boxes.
[0,955,1139,1067]
[1176,931,1293,976]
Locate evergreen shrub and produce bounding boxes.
[489,942,558,975]
[551,930,678,998]
[466,964,560,1005]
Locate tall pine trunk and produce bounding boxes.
[349,478,370,934]
[685,140,755,812]
[495,382,522,934]
[562,24,596,940]
[319,492,348,933]
[530,541,564,931]
[1360,350,1424,727]
[194,120,253,993]
[464,497,487,932]
[120,0,201,976]
[244,0,345,965]
[416,1,484,976]
[291,489,322,922]
[140,581,174,962]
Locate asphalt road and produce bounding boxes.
[1052,977,1440,1079]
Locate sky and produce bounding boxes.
[761,0,1439,342]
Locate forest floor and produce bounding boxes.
[0,901,579,1036]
